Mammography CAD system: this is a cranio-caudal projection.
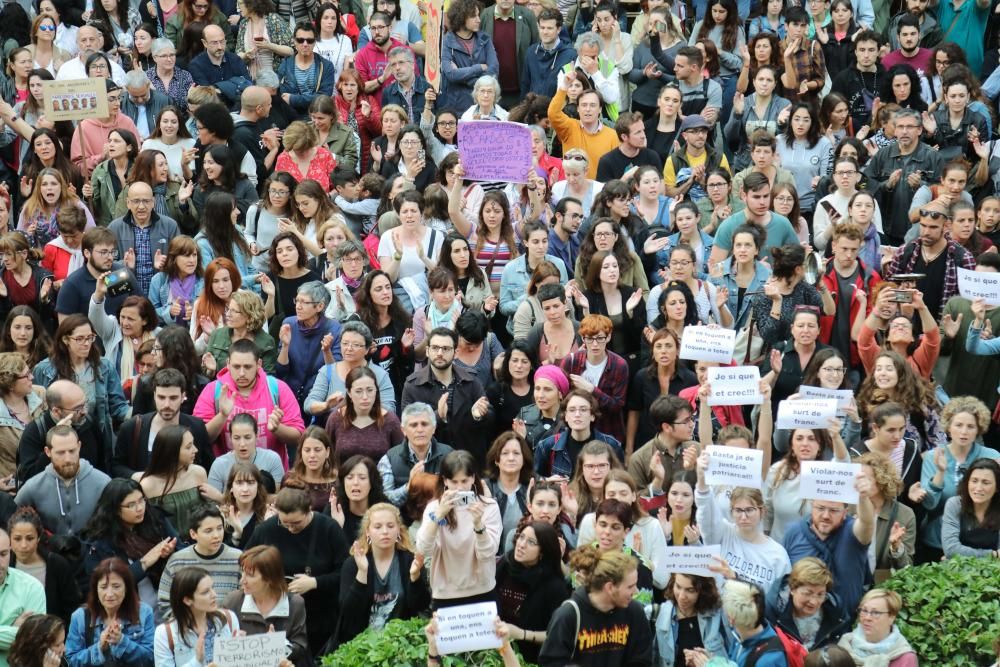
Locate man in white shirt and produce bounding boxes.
[56,25,127,84]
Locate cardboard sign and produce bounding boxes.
[775,399,838,430]
[42,79,107,122]
[424,0,444,91]
[679,326,735,363]
[957,267,1000,306]
[801,461,863,504]
[707,366,762,406]
[457,121,532,183]
[662,544,722,577]
[704,445,765,489]
[799,385,853,410]
[213,632,286,667]
[435,602,504,655]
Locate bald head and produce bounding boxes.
[202,25,227,59]
[77,25,101,57]
[127,181,154,223]
[48,380,87,426]
[241,86,270,111]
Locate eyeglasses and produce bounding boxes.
[919,208,951,221]
[341,341,367,350]
[154,52,176,58]
[294,298,318,306]
[858,608,889,618]
[296,37,316,44]
[437,120,457,127]
[225,307,243,317]
[821,367,846,374]
[39,24,55,31]
[773,195,795,204]
[62,403,87,415]
[67,334,97,344]
[583,462,610,471]
[594,231,615,238]
[120,497,146,512]
[813,505,845,516]
[669,260,692,267]
[399,140,421,146]
[731,506,760,517]
[370,24,389,31]
[672,416,695,425]
[204,39,226,46]
[269,188,289,196]
[90,63,108,71]
[128,198,153,206]
[428,345,454,354]
[16,370,31,380]
[706,182,727,188]
[582,335,608,343]
[106,95,121,104]
[515,533,539,547]
[834,170,857,177]
[341,255,364,264]
[936,59,950,66]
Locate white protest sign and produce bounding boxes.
[662,544,722,577]
[957,267,1000,306]
[435,601,504,655]
[799,385,853,411]
[213,632,286,667]
[801,461,863,504]
[775,399,838,429]
[705,445,765,489]
[707,366,762,406]
[680,326,735,363]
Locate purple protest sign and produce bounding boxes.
[457,120,533,183]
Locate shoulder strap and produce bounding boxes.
[702,78,709,96]
[129,415,145,472]
[84,609,93,647]
[564,599,581,659]
[745,635,785,667]
[213,381,222,411]
[166,622,175,653]
[267,376,280,406]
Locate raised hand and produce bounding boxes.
[266,407,283,433]
[941,312,964,338]
[409,552,425,582]
[123,247,135,270]
[217,383,235,416]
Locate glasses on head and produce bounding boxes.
[582,335,608,343]
[564,154,588,162]
[296,36,316,44]
[731,506,760,517]
[794,305,821,314]
[151,345,163,353]
[67,334,97,344]
[428,345,454,354]
[120,497,146,512]
[919,208,951,221]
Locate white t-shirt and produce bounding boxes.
[315,35,352,85]
[376,227,443,280]
[583,357,608,388]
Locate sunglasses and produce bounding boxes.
[919,208,951,221]
[39,24,56,31]
[296,37,316,44]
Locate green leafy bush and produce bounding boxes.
[321,617,538,667]
[883,556,1000,666]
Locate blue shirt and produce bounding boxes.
[783,516,869,613]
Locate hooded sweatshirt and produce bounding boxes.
[538,586,653,667]
[192,367,305,468]
[14,459,111,537]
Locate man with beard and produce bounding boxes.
[782,475,876,614]
[355,12,408,97]
[15,424,111,537]
[55,25,127,84]
[111,369,213,478]
[885,200,976,319]
[0,528,46,667]
[56,227,137,321]
[16,380,107,483]
[401,327,494,466]
[596,112,662,182]
[548,197,584,272]
[188,24,253,107]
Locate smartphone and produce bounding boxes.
[417,148,425,162]
[892,289,913,303]
[254,35,264,42]
[820,200,838,217]
[454,491,476,507]
[654,20,667,32]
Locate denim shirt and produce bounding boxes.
[709,256,772,328]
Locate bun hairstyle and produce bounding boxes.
[568,544,637,592]
[770,243,806,280]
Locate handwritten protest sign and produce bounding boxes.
[213,632,286,667]
[680,326,735,363]
[662,545,722,577]
[42,79,107,122]
[775,399,838,429]
[436,601,504,655]
[457,121,532,183]
[801,461,862,504]
[799,385,853,410]
[705,445,764,489]
[957,267,1000,306]
[707,366,762,406]
[424,0,444,91]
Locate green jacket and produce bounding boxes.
[89,160,128,228]
[205,326,278,375]
[321,124,359,174]
[166,8,234,51]
[113,181,195,235]
[236,13,294,71]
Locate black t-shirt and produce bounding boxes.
[674,615,704,666]
[831,266,860,359]
[596,147,663,182]
[914,248,948,320]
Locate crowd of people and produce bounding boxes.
[0,0,996,664]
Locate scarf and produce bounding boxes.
[840,626,913,666]
[119,331,154,385]
[122,527,166,585]
[860,218,881,271]
[151,183,170,218]
[503,553,555,591]
[341,271,363,291]
[428,299,462,329]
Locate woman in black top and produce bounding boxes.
[331,454,388,542]
[487,340,536,438]
[261,231,321,337]
[336,503,430,645]
[495,521,571,663]
[245,486,349,657]
[7,506,80,625]
[627,328,697,455]
[484,431,535,553]
[355,269,414,406]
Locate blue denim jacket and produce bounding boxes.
[65,603,155,667]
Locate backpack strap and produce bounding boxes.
[562,598,581,659]
[129,414,145,472]
[166,622,175,653]
[266,376,280,406]
[745,635,785,667]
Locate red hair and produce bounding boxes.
[196,257,241,335]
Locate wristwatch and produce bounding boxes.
[393,251,403,261]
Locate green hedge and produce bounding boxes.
[322,617,539,667]
[883,556,1000,666]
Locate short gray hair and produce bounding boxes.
[124,70,150,90]
[529,124,547,143]
[388,46,414,64]
[575,32,601,51]
[256,70,280,88]
[893,107,921,125]
[150,38,174,56]
[401,402,437,429]
[297,280,331,309]
[473,74,500,98]
[334,238,367,266]
[341,320,373,346]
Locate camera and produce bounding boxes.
[454,491,476,507]
[104,269,132,297]
[892,290,913,304]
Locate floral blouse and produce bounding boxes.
[146,66,195,114]
[274,147,338,191]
